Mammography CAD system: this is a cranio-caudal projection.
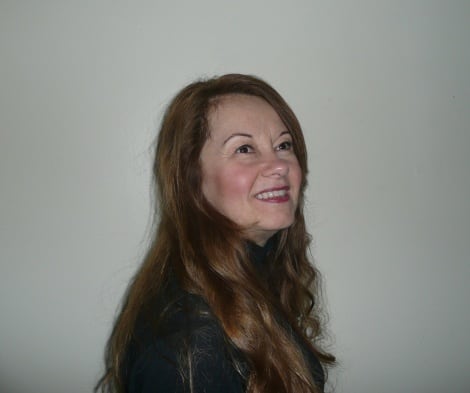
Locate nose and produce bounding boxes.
[261,156,289,177]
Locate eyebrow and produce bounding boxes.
[222,131,291,145]
[223,133,252,145]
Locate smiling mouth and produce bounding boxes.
[255,188,289,201]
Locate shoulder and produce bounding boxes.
[124,291,246,393]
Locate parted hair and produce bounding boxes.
[96,74,335,393]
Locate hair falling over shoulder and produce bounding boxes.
[95,74,335,393]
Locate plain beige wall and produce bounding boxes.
[1,1,469,392]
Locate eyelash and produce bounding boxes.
[276,141,293,151]
[235,141,293,154]
[235,144,254,154]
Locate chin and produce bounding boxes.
[261,220,295,233]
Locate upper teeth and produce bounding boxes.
[255,189,287,200]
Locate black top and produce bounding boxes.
[123,239,324,392]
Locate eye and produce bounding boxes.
[235,144,254,154]
[276,141,293,151]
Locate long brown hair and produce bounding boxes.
[96,74,335,393]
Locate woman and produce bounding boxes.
[96,74,335,393]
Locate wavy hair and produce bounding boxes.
[96,74,335,393]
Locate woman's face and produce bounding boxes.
[200,94,302,245]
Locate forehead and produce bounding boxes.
[207,94,286,139]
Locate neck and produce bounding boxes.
[246,234,277,269]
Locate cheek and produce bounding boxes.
[203,165,254,205]
[290,162,303,198]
